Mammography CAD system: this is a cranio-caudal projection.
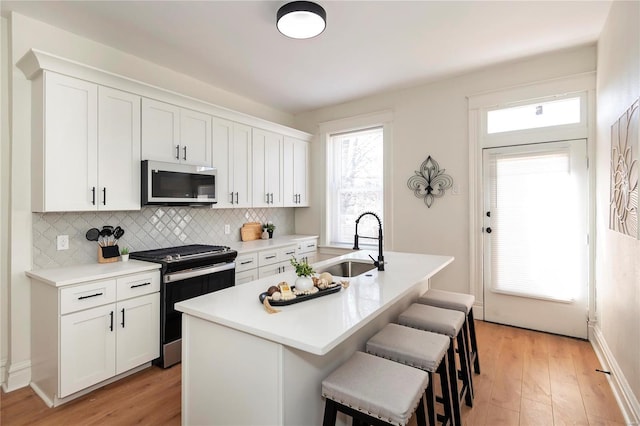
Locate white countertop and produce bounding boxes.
[227,234,318,254]
[26,260,161,287]
[175,250,454,355]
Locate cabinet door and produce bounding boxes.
[60,304,116,397]
[141,98,180,164]
[283,137,296,206]
[252,129,282,207]
[236,269,258,285]
[212,117,233,208]
[98,87,141,211]
[293,139,309,206]
[283,137,309,207]
[180,109,212,167]
[232,123,253,207]
[116,293,160,374]
[43,72,98,212]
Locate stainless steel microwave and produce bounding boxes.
[142,160,217,206]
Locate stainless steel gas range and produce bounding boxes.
[130,244,237,368]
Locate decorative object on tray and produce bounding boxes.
[407,155,453,208]
[609,98,639,238]
[120,247,130,262]
[290,256,315,291]
[259,271,350,313]
[263,222,276,239]
[241,222,263,241]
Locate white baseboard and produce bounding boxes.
[2,359,31,392]
[472,302,483,320]
[590,325,640,425]
[0,357,6,388]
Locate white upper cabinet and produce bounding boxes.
[142,98,212,167]
[98,87,141,211]
[32,72,140,212]
[213,118,253,208]
[283,136,309,207]
[252,129,283,207]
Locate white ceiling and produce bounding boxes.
[1,1,612,114]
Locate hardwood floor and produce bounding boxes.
[0,321,626,425]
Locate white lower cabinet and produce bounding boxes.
[31,270,160,406]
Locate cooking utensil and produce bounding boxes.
[113,227,125,244]
[85,228,100,242]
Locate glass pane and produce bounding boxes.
[330,127,383,245]
[490,150,582,302]
[487,97,581,134]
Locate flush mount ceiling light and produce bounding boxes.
[277,1,326,39]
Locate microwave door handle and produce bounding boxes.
[164,262,236,283]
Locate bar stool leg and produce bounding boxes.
[456,330,474,406]
[446,340,462,426]
[468,311,480,374]
[322,399,338,426]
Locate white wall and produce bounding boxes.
[1,12,296,390]
[595,0,640,418]
[294,45,597,294]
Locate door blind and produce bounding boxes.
[489,149,581,302]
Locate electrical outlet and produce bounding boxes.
[57,235,69,251]
[224,224,230,235]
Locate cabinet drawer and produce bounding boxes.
[61,280,117,315]
[236,253,258,272]
[236,269,259,285]
[259,245,296,267]
[117,271,160,300]
[296,239,318,255]
[278,245,297,260]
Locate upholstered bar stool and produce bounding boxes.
[418,289,480,375]
[321,351,429,426]
[366,323,455,426]
[399,304,473,426]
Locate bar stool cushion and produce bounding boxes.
[418,289,474,314]
[366,324,449,372]
[322,351,429,426]
[399,303,465,337]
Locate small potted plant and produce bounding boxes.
[290,256,314,291]
[263,222,276,239]
[120,247,130,262]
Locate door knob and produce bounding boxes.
[486,227,492,233]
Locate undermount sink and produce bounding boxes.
[319,261,376,278]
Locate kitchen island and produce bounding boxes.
[175,250,454,425]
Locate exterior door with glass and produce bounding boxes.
[482,139,588,338]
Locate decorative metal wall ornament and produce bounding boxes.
[407,156,453,208]
[609,98,639,238]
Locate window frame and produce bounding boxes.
[318,110,394,250]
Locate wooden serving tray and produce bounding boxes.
[258,284,342,306]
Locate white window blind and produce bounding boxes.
[328,127,384,245]
[489,149,581,302]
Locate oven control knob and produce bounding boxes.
[164,255,174,261]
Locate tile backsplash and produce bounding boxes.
[33,207,294,269]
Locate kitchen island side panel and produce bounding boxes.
[182,315,283,426]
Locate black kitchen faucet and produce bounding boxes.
[353,211,385,271]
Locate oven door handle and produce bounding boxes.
[164,262,236,284]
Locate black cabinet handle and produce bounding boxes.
[230,192,234,204]
[121,308,125,328]
[91,187,96,205]
[235,192,239,204]
[183,146,187,161]
[78,292,103,300]
[285,251,295,256]
[109,311,114,332]
[130,282,151,289]
[265,255,276,260]
[102,187,107,206]
[240,260,253,265]
[270,193,274,204]
[175,145,180,160]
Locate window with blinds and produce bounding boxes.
[488,149,581,302]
